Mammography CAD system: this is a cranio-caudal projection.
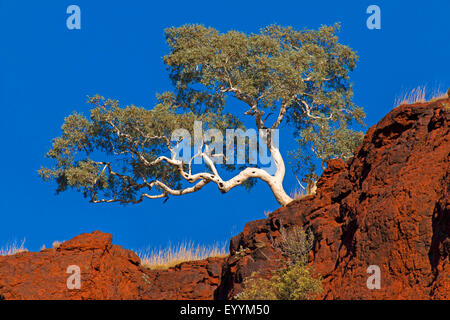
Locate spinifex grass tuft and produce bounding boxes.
[0,239,27,256]
[138,241,228,270]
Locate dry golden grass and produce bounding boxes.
[395,86,448,106]
[52,240,63,249]
[0,239,27,256]
[429,92,449,102]
[138,241,229,270]
[291,187,306,201]
[395,86,426,106]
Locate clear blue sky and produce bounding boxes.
[0,0,448,252]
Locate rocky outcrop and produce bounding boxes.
[0,98,448,300]
[217,98,449,299]
[0,231,225,300]
[141,257,224,299]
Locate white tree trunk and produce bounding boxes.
[217,139,293,206]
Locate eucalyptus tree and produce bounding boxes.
[39,23,364,207]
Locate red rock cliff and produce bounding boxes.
[218,97,449,299]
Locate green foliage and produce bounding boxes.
[39,95,239,203]
[234,274,279,300]
[40,23,365,204]
[235,227,322,300]
[164,23,358,114]
[235,262,323,300]
[289,120,365,179]
[165,23,365,181]
[277,226,314,266]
